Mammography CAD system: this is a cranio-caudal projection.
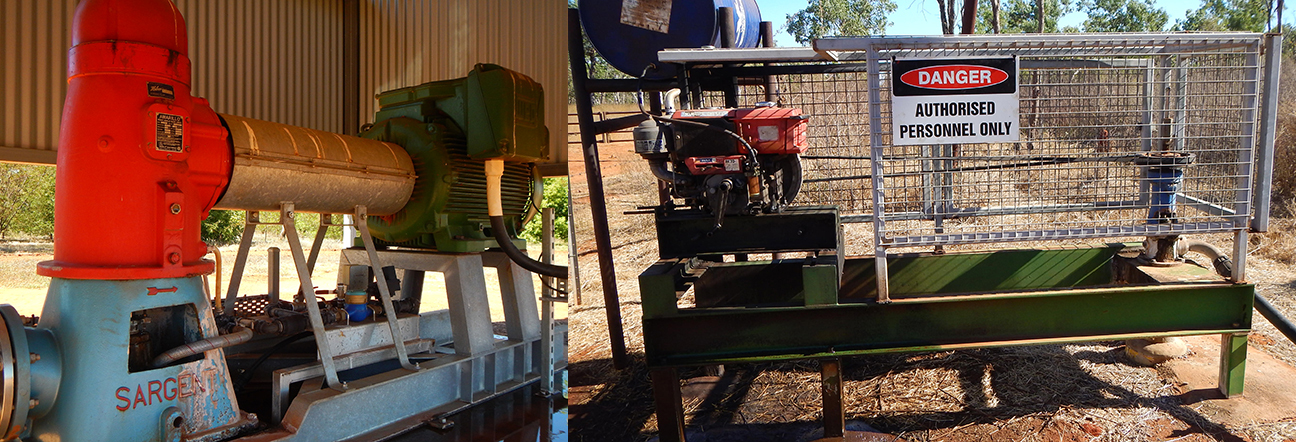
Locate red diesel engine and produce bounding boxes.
[635,104,809,227]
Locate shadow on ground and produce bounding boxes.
[570,344,1248,442]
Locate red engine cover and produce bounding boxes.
[38,0,232,280]
[732,107,809,155]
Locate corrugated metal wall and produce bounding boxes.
[175,0,346,134]
[357,0,569,172]
[0,0,568,173]
[0,0,76,164]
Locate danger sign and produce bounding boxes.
[891,57,1019,146]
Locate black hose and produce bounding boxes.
[1255,294,1296,346]
[489,216,568,279]
[234,331,314,393]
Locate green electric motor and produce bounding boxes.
[361,64,549,252]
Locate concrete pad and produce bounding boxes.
[1164,335,1296,426]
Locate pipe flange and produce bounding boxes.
[0,305,31,441]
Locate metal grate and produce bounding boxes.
[231,294,275,318]
[713,34,1273,252]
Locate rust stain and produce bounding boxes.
[281,127,299,156]
[239,120,260,155]
[331,133,354,163]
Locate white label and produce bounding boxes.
[757,125,779,141]
[620,0,672,34]
[723,158,741,171]
[677,110,729,118]
[891,94,1019,146]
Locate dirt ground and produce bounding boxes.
[0,233,566,324]
[567,140,1296,442]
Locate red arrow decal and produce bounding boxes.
[147,287,178,296]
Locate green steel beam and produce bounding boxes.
[1219,332,1249,397]
[841,245,1121,299]
[642,280,1253,367]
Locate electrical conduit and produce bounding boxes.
[1183,239,1296,346]
[150,326,253,368]
[486,160,568,279]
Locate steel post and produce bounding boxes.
[1253,34,1283,232]
[650,367,686,442]
[568,8,629,368]
[268,246,280,302]
[821,358,844,438]
[1218,332,1248,397]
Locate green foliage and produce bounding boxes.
[785,0,897,44]
[199,210,344,247]
[201,210,245,246]
[521,177,570,244]
[1173,0,1269,32]
[0,164,54,239]
[1079,0,1168,32]
[976,0,1073,33]
[12,164,54,239]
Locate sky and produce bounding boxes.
[756,0,1280,45]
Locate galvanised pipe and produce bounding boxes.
[214,114,416,216]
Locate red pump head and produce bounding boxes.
[38,0,231,280]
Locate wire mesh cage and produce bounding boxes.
[705,34,1278,255]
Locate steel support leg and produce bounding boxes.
[281,203,345,391]
[822,358,844,438]
[1218,332,1248,397]
[306,214,330,275]
[356,205,418,371]
[222,211,259,316]
[651,367,686,442]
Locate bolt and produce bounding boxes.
[168,252,181,264]
[246,413,258,422]
[28,399,37,409]
[170,203,181,215]
[29,353,38,363]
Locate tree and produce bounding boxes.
[1080,0,1169,32]
[0,164,54,240]
[976,0,1072,33]
[0,166,31,239]
[991,0,1002,32]
[521,177,570,244]
[1173,0,1269,31]
[201,210,245,246]
[785,0,897,44]
[938,0,958,34]
[14,164,54,239]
